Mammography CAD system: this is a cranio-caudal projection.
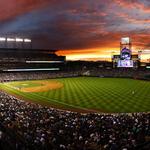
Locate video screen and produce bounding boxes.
[121,48,131,60]
[117,60,133,67]
[121,52,131,60]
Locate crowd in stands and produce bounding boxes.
[0,91,150,150]
[0,68,150,82]
[89,68,150,79]
[0,69,150,149]
[0,71,80,82]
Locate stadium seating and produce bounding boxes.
[0,68,150,149]
[0,90,150,150]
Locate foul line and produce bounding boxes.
[3,84,96,112]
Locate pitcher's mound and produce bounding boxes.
[21,81,63,92]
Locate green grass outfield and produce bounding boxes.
[0,77,150,113]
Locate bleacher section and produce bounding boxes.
[0,48,65,71]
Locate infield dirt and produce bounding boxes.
[20,81,63,92]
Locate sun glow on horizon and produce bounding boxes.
[57,48,150,62]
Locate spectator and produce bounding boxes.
[0,91,149,150]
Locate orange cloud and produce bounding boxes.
[0,0,149,62]
[56,47,120,61]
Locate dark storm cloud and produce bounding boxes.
[0,0,149,50]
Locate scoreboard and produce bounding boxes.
[112,37,139,68]
[117,60,133,67]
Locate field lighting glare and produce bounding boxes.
[0,37,6,41]
[16,38,23,42]
[24,38,31,42]
[7,38,15,42]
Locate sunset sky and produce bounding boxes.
[0,0,149,61]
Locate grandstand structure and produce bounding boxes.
[0,37,149,150]
[0,37,66,72]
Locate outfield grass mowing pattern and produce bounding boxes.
[1,77,150,113]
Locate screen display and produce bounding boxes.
[121,52,131,60]
[121,48,131,60]
[117,60,133,67]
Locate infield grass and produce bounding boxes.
[0,77,150,113]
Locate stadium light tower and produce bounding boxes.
[15,38,24,49]
[24,38,31,42]
[0,36,32,49]
[24,38,32,49]
[16,38,23,42]
[7,38,15,42]
[0,37,6,41]
[0,37,7,48]
[6,38,16,48]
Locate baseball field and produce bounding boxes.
[0,77,150,113]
